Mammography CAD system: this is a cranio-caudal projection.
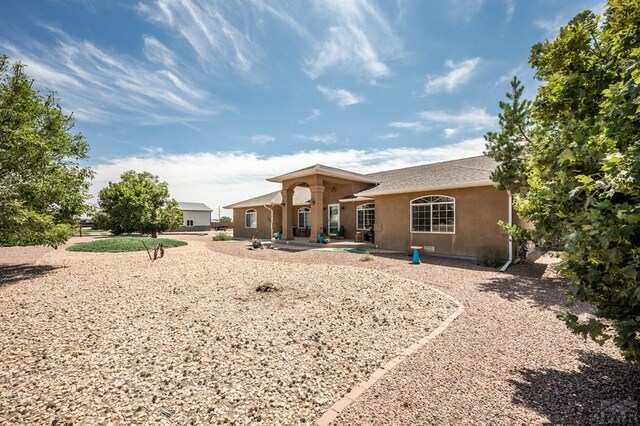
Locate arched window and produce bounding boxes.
[298,207,310,228]
[410,196,455,233]
[356,203,375,230]
[245,209,257,228]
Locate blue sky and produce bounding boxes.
[1,0,601,216]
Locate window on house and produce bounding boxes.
[245,209,257,228]
[186,219,194,227]
[298,207,310,228]
[356,203,375,230]
[411,196,455,233]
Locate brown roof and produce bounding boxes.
[225,155,498,209]
[267,164,378,184]
[356,155,496,196]
[223,187,311,209]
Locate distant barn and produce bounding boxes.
[177,202,212,232]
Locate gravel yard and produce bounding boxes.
[209,240,640,425]
[0,239,457,425]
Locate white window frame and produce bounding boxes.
[186,219,194,227]
[245,209,257,229]
[410,195,455,234]
[356,203,375,230]
[298,207,310,228]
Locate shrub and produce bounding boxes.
[212,232,232,241]
[477,249,500,267]
[360,254,374,262]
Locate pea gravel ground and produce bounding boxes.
[0,237,458,425]
[209,239,640,425]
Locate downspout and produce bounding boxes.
[500,190,513,272]
[264,205,274,241]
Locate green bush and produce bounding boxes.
[212,232,232,241]
[477,250,501,268]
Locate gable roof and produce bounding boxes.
[178,202,212,212]
[267,164,378,184]
[223,187,311,209]
[356,155,496,197]
[225,155,498,209]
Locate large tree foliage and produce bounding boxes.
[98,171,182,238]
[487,1,640,362]
[0,55,93,247]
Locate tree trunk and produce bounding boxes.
[151,230,157,238]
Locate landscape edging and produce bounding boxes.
[315,301,466,425]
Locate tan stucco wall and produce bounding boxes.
[232,206,276,239]
[374,186,510,259]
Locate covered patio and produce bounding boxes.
[266,165,378,243]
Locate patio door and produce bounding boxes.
[328,204,340,236]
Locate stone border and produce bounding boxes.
[315,302,466,425]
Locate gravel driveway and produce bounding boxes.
[209,240,640,425]
[0,239,457,425]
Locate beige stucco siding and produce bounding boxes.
[233,206,277,239]
[374,186,510,259]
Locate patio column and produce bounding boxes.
[281,188,294,240]
[309,185,324,242]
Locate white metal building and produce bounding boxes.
[176,202,212,231]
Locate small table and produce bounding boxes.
[410,245,423,265]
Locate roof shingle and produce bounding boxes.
[357,155,496,196]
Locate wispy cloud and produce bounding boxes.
[251,134,276,144]
[419,107,496,128]
[143,35,175,67]
[299,108,322,123]
[504,0,515,22]
[304,0,401,79]
[248,0,310,39]
[0,29,223,124]
[91,139,486,214]
[141,146,165,155]
[534,16,566,39]
[388,107,496,138]
[424,57,481,95]
[317,85,363,106]
[419,107,497,131]
[376,132,400,140]
[444,128,458,138]
[296,133,338,144]
[137,0,258,74]
[388,121,426,132]
[448,0,485,21]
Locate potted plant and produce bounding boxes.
[251,237,262,249]
[316,233,330,244]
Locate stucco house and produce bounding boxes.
[177,202,212,231]
[224,155,521,260]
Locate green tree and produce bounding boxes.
[98,171,182,238]
[219,216,232,223]
[0,55,93,248]
[484,77,537,248]
[488,1,640,362]
[484,77,532,193]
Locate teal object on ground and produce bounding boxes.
[411,245,423,265]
